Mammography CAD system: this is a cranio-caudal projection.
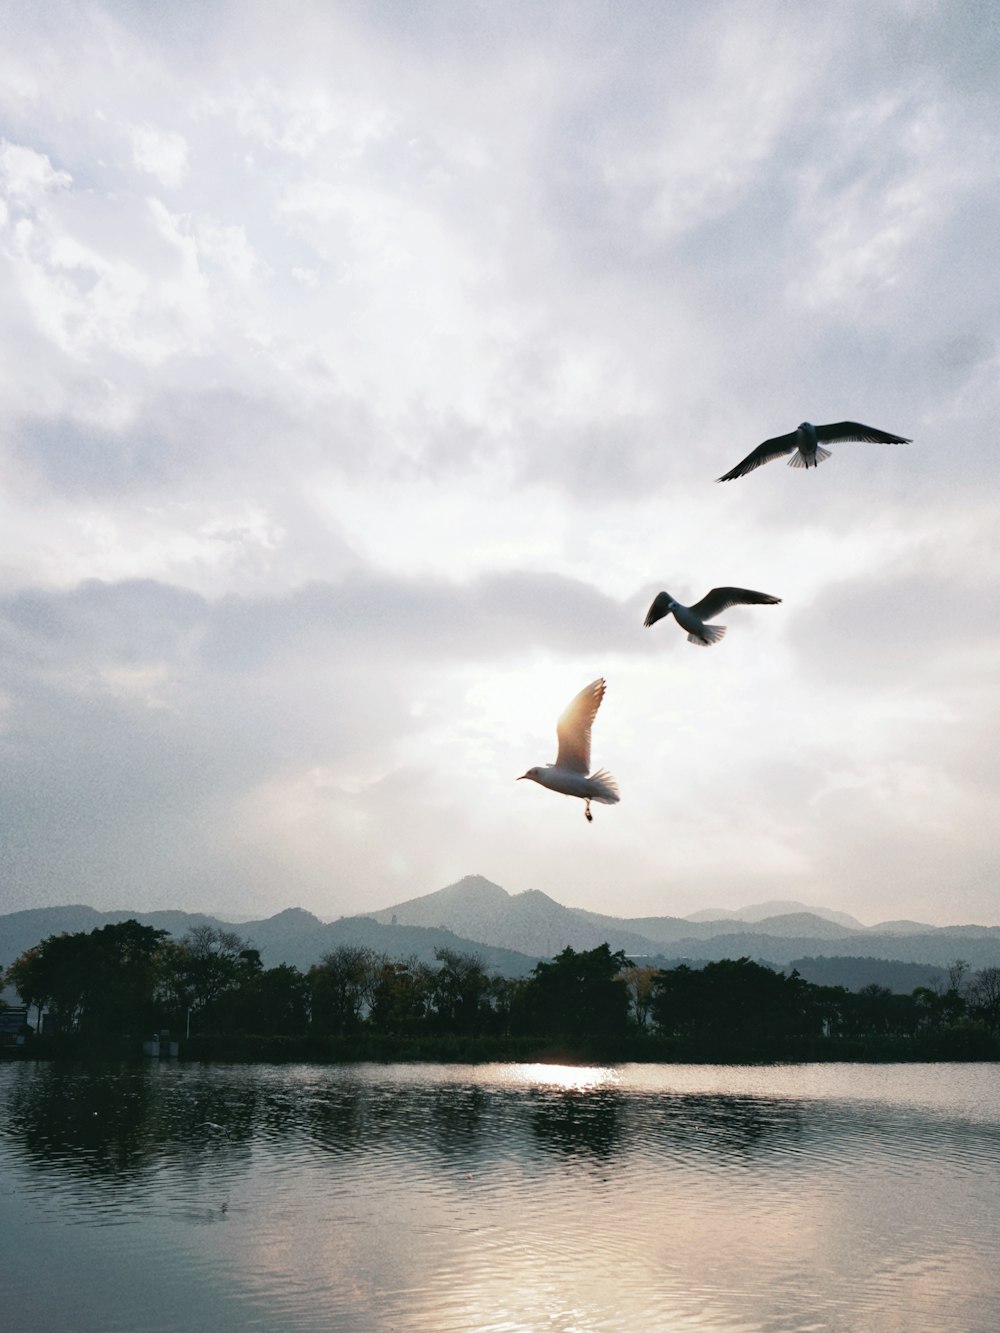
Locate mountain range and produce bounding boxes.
[2,875,999,993]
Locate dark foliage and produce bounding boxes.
[6,924,999,1061]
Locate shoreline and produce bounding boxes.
[5,1027,998,1065]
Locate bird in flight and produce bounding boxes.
[518,677,620,822]
[716,420,911,481]
[644,587,781,646]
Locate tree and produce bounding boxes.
[210,963,310,1036]
[5,922,167,1036]
[156,925,252,1033]
[651,958,817,1042]
[621,965,658,1030]
[309,945,380,1035]
[428,949,491,1036]
[487,975,527,1037]
[520,943,632,1039]
[946,959,970,996]
[6,946,50,1032]
[367,959,432,1035]
[911,983,964,1033]
[966,967,1000,1032]
[85,921,169,1035]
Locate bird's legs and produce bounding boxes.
[584,799,593,823]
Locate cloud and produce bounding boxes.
[0,2,999,923]
[128,123,189,187]
[787,559,1000,693]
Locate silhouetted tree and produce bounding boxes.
[156,925,252,1033]
[966,967,1000,1032]
[911,983,964,1033]
[520,943,632,1039]
[309,945,381,1035]
[807,982,854,1037]
[428,949,491,1035]
[6,945,50,1031]
[210,963,310,1036]
[945,958,970,995]
[651,958,816,1042]
[5,921,167,1036]
[621,965,658,1029]
[368,959,432,1034]
[488,974,528,1037]
[85,921,169,1034]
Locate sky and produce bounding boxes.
[1,0,998,927]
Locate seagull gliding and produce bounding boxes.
[716,420,911,481]
[518,677,620,822]
[644,587,781,646]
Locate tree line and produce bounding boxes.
[4,920,1000,1054]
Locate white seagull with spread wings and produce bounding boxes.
[518,678,619,822]
[716,420,911,481]
[644,587,781,646]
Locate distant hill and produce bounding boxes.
[364,876,864,952]
[0,899,541,980]
[579,910,862,945]
[364,875,672,957]
[0,905,224,968]
[627,929,1000,971]
[3,875,1000,986]
[868,919,939,936]
[786,956,949,993]
[686,900,866,930]
[361,876,1000,970]
[604,954,950,995]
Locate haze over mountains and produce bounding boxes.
[3,875,999,992]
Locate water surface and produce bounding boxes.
[1,1061,997,1332]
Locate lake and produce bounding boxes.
[1,1060,998,1332]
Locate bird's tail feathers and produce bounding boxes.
[689,624,726,646]
[588,770,620,804]
[789,446,832,468]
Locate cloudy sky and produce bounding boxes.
[1,0,998,927]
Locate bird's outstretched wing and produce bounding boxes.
[643,592,673,628]
[555,677,606,775]
[715,432,799,482]
[814,421,911,445]
[690,587,782,620]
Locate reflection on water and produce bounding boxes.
[1,1061,999,1331]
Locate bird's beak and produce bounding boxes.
[516,773,528,781]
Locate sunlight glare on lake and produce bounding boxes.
[504,1063,620,1092]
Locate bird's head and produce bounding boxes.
[518,768,542,784]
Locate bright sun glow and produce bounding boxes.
[506,1063,620,1092]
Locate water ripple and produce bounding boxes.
[2,1061,999,1331]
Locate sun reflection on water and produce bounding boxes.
[504,1063,620,1092]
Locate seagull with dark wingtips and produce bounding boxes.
[644,587,781,646]
[716,420,911,481]
[518,677,619,822]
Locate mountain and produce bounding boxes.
[580,910,861,945]
[0,905,222,970]
[868,919,938,936]
[635,929,1000,971]
[686,901,866,929]
[360,877,1000,970]
[787,956,948,993]
[3,876,1000,985]
[363,875,671,957]
[0,898,541,980]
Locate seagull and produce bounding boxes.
[716,420,911,481]
[518,677,620,822]
[644,587,781,646]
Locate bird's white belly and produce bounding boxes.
[536,767,594,799]
[672,605,705,637]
